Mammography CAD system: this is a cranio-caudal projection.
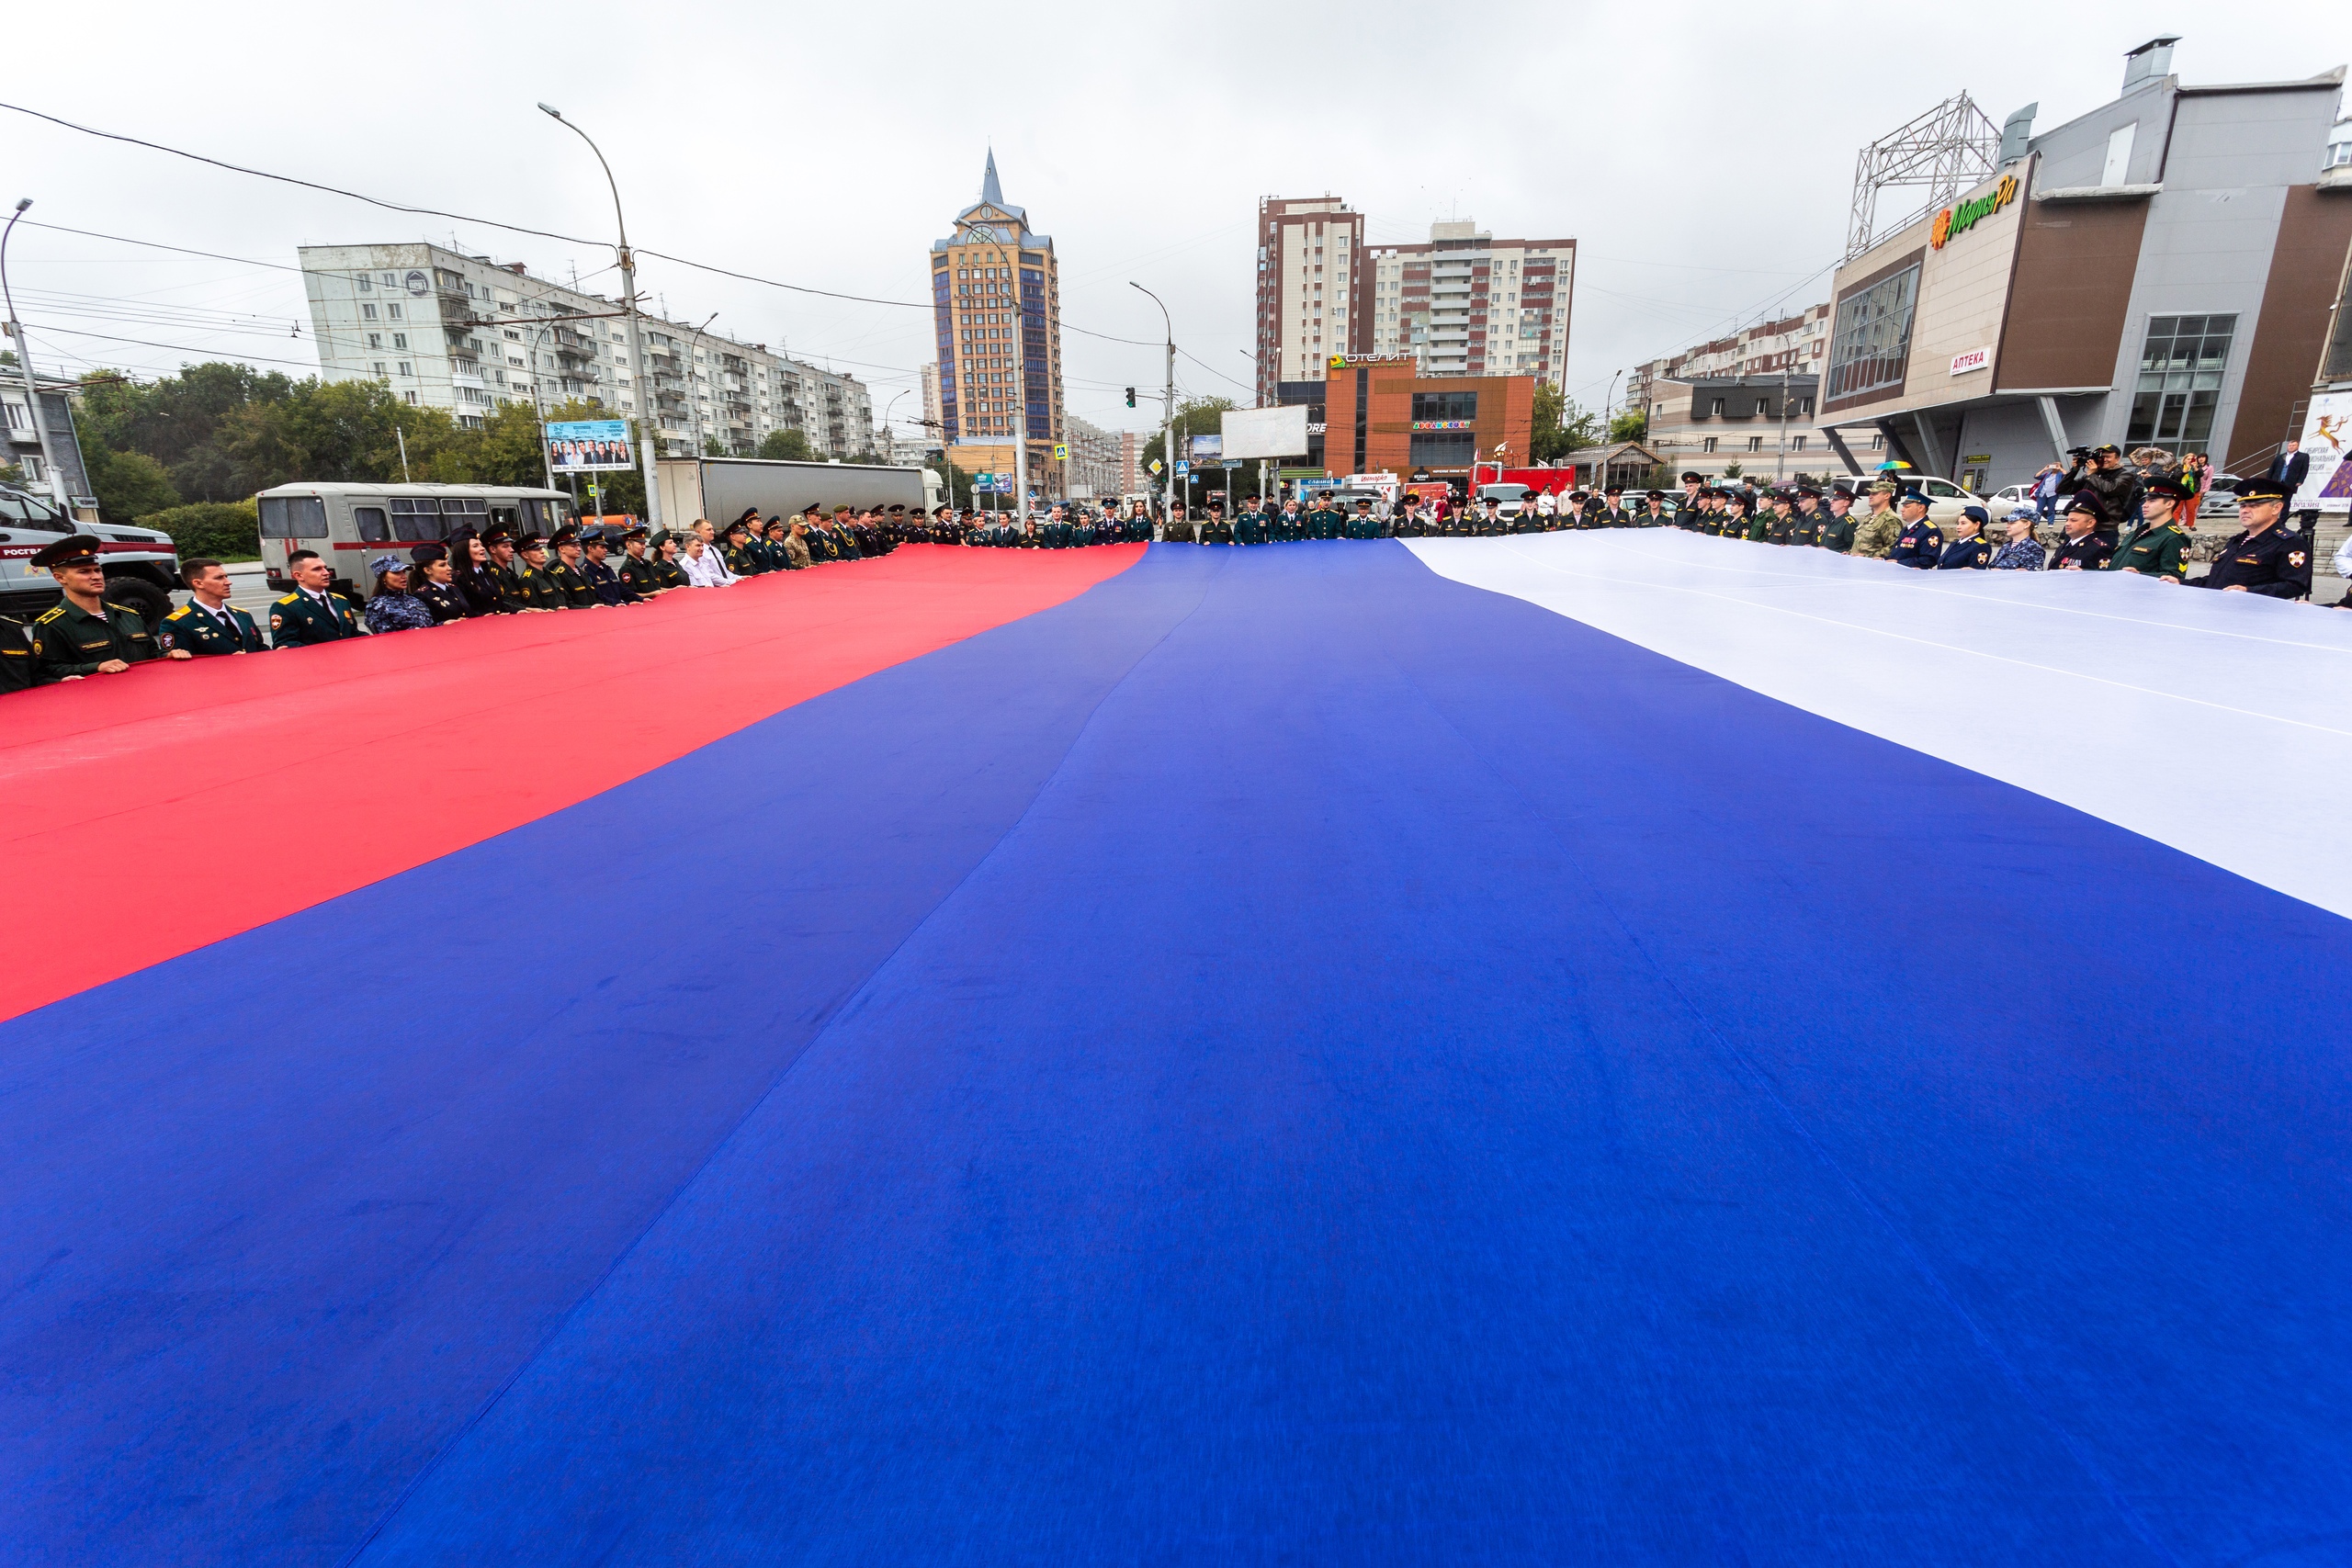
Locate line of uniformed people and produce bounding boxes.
[914,502,1157,548]
[3,502,917,693]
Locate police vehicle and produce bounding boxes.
[0,484,182,628]
[254,482,573,599]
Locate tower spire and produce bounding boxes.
[981,148,1003,209]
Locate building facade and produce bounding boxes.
[1118,430,1157,497]
[1062,413,1121,500]
[1256,196,1369,401]
[1816,39,2351,495]
[1645,375,1839,483]
[4,367,96,513]
[299,242,870,460]
[1366,221,1574,384]
[1626,304,1833,421]
[933,152,1067,493]
[1318,356,1537,481]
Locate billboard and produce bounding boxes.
[2299,391,2352,514]
[1220,405,1310,461]
[1188,433,1223,463]
[547,419,635,473]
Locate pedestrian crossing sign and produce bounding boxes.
[1053,444,1069,462]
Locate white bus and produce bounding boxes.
[255,482,573,598]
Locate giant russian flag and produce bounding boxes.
[4,536,2348,1565]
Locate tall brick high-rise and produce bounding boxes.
[1255,196,1369,404]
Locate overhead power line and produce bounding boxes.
[2,100,1163,349]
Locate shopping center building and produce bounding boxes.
[1818,39,2349,493]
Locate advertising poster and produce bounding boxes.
[2300,392,2352,513]
[1188,434,1223,464]
[547,419,635,473]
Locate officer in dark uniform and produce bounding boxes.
[2105,478,2192,583]
[159,557,268,655]
[1639,490,1671,527]
[408,543,472,623]
[1933,505,1995,569]
[579,527,645,603]
[1350,498,1379,537]
[1763,491,1800,545]
[2190,479,2312,598]
[508,536,571,610]
[2049,495,2115,570]
[1786,487,1825,547]
[1888,491,1944,568]
[269,547,368,645]
[26,535,162,682]
[1597,485,1631,526]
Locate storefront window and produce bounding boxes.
[1826,265,1919,402]
[2127,314,2236,456]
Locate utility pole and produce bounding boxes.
[1132,282,1174,540]
[1776,365,1792,483]
[540,105,662,531]
[2,199,69,510]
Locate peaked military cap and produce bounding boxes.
[2233,477,2290,503]
[28,535,104,570]
[548,526,580,547]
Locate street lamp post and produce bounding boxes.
[2,198,70,511]
[1131,282,1175,540]
[684,311,718,457]
[538,104,662,532]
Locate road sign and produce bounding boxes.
[1147,458,1162,475]
[1222,459,1242,470]
[1052,443,1069,462]
[974,471,994,484]
[1174,460,1191,476]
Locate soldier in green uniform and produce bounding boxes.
[1762,491,1799,545]
[0,613,31,693]
[619,526,684,594]
[2104,477,2192,583]
[26,535,163,682]
[158,558,267,655]
[718,518,764,576]
[1638,490,1672,527]
[1815,488,1859,553]
[503,536,568,610]
[544,528,605,606]
[268,547,369,645]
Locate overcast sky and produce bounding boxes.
[6,0,2339,443]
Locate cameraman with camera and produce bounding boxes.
[2059,443,2141,546]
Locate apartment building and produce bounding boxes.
[1366,221,1574,385]
[299,242,870,460]
[1255,196,1369,402]
[1119,430,1158,497]
[1626,304,1833,414]
[1062,414,1122,500]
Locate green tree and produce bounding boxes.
[703,435,729,457]
[91,447,183,523]
[1530,382,1602,463]
[139,501,260,560]
[756,428,816,462]
[1608,409,1649,444]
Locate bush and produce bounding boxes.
[140,501,260,560]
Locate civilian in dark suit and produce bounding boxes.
[2265,441,2310,511]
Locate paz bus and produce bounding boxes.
[254,482,572,599]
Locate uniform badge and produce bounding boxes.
[2290,551,2306,567]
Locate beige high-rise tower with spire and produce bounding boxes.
[933,151,1067,500]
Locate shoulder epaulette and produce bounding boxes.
[34,605,65,623]
[165,606,189,620]
[277,593,300,604]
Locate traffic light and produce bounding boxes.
[1125,387,1136,408]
